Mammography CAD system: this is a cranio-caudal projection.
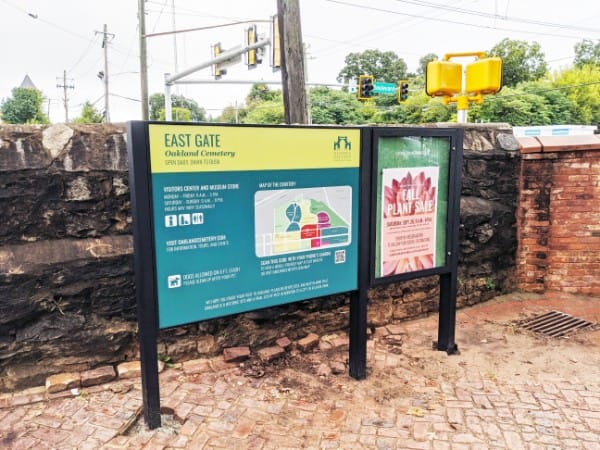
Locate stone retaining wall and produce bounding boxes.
[0,123,520,391]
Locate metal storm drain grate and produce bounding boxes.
[517,310,597,338]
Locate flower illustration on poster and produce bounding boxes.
[381,167,439,276]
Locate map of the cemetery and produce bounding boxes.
[255,187,352,257]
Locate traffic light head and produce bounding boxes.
[358,75,374,100]
[465,57,502,95]
[212,43,225,79]
[426,60,462,97]
[398,80,409,103]
[246,25,258,68]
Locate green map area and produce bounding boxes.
[255,187,352,257]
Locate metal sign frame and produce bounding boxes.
[128,123,463,428]
[370,127,462,350]
[128,121,364,428]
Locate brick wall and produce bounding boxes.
[517,135,600,295]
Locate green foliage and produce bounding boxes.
[218,105,245,123]
[418,53,439,76]
[520,80,574,124]
[159,107,192,122]
[552,65,600,124]
[1,87,49,124]
[337,49,408,84]
[489,38,548,87]
[73,101,103,123]
[574,39,600,68]
[242,100,285,124]
[309,86,367,125]
[474,87,553,126]
[246,83,281,105]
[149,93,206,122]
[228,84,283,124]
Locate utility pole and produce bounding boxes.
[56,70,74,123]
[277,0,308,124]
[139,0,149,120]
[171,0,179,95]
[96,24,115,123]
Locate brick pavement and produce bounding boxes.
[1,291,599,449]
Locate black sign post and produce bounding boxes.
[368,127,463,354]
[128,123,463,425]
[127,121,162,428]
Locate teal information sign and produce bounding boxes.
[148,124,361,328]
[372,81,397,95]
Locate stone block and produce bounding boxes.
[386,324,405,335]
[331,336,349,350]
[316,363,331,377]
[45,372,81,394]
[182,358,211,375]
[81,365,116,387]
[257,346,285,363]
[116,361,141,380]
[297,333,320,353]
[330,361,346,375]
[196,335,219,355]
[223,346,250,363]
[11,386,47,406]
[276,336,292,349]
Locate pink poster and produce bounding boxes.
[381,167,438,276]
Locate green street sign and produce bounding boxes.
[373,82,397,95]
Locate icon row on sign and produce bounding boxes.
[165,213,204,228]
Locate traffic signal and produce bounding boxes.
[212,42,225,79]
[358,75,374,100]
[465,57,502,95]
[426,60,462,97]
[398,80,409,103]
[246,24,260,69]
[271,15,281,71]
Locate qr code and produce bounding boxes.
[334,250,346,264]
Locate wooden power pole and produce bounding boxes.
[277,0,308,124]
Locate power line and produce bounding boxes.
[391,0,600,34]
[324,0,591,41]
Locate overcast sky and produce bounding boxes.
[1,0,599,123]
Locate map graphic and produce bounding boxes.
[255,186,352,257]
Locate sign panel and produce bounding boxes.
[373,81,397,95]
[374,134,451,279]
[147,124,360,328]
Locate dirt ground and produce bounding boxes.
[236,295,600,411]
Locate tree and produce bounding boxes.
[246,83,280,105]
[242,101,285,124]
[337,49,408,84]
[574,39,600,68]
[73,101,103,123]
[488,38,548,87]
[472,87,552,126]
[552,65,600,124]
[309,86,367,125]
[521,80,574,124]
[158,107,192,122]
[1,87,49,124]
[418,53,439,76]
[148,93,207,122]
